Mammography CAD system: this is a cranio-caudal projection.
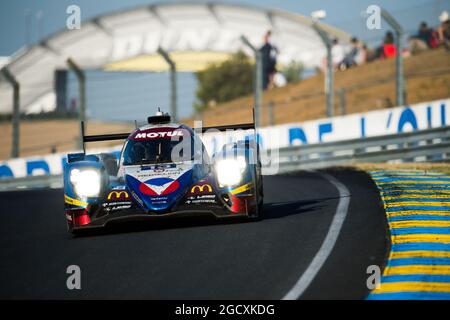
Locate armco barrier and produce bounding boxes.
[0,125,448,190]
[275,126,450,172]
[200,98,449,153]
[0,175,63,191]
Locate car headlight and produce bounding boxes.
[70,168,101,198]
[215,156,247,186]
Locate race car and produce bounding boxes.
[63,111,263,233]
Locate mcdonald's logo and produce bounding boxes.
[107,191,130,201]
[190,184,213,194]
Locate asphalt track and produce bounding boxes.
[0,169,388,299]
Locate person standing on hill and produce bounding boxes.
[339,37,360,70]
[409,22,440,54]
[437,11,450,49]
[376,31,397,59]
[331,38,346,70]
[260,30,278,90]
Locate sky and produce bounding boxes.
[0,0,449,121]
[1,0,448,56]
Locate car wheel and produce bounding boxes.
[249,168,263,220]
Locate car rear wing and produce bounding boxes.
[200,122,255,133]
[80,109,257,154]
[80,121,129,154]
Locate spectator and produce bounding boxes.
[410,22,436,54]
[260,30,278,90]
[417,22,434,47]
[437,11,450,49]
[273,72,287,87]
[339,37,360,70]
[356,43,368,64]
[365,45,378,62]
[331,38,346,70]
[376,31,397,59]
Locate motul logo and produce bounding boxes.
[134,130,183,139]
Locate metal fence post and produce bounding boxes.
[1,67,20,158]
[157,47,177,122]
[312,23,334,117]
[66,58,86,149]
[240,35,262,128]
[338,88,346,115]
[268,101,275,126]
[255,49,262,128]
[381,9,405,107]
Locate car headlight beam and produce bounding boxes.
[215,156,247,187]
[70,168,101,198]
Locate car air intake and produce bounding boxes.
[148,115,171,124]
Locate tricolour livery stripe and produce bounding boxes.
[368,170,450,300]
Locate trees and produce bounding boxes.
[281,61,304,84]
[194,51,253,113]
[194,51,304,113]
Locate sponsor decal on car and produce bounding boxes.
[185,194,217,204]
[128,168,184,180]
[102,201,132,207]
[133,130,184,140]
[64,195,88,207]
[141,163,176,172]
[103,203,132,212]
[139,177,180,196]
[124,163,187,181]
[130,190,144,207]
[186,199,217,204]
[190,183,213,194]
[151,200,168,204]
[230,182,253,195]
[149,196,168,201]
[107,190,130,201]
[111,205,131,211]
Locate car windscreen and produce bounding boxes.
[122,137,193,165]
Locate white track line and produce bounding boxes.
[282,171,351,300]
